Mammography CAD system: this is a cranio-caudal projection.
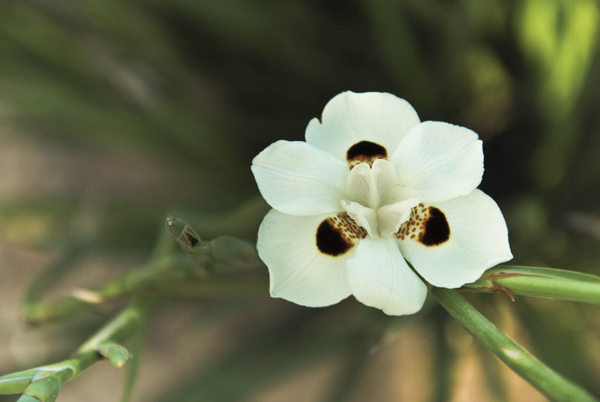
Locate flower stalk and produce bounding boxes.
[433,287,599,402]
[462,265,600,304]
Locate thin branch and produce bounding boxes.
[0,299,154,400]
[22,258,267,325]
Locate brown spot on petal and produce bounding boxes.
[397,203,424,241]
[346,141,388,168]
[397,204,451,247]
[316,218,352,256]
[419,207,450,246]
[316,214,366,257]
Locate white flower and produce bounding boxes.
[251,91,512,316]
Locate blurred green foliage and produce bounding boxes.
[0,0,599,401]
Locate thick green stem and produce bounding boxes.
[462,265,600,304]
[433,287,598,402]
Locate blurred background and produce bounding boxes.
[0,0,599,401]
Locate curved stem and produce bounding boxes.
[432,287,598,402]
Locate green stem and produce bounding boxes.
[462,265,600,304]
[76,298,154,355]
[23,263,266,324]
[432,287,598,402]
[0,299,154,396]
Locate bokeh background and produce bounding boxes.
[0,0,599,401]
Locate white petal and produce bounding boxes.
[345,160,400,209]
[371,159,400,204]
[398,190,513,288]
[392,121,484,203]
[341,200,379,239]
[385,186,420,207]
[258,210,354,307]
[305,92,420,162]
[346,162,378,208]
[252,140,349,216]
[377,198,419,238]
[347,237,427,316]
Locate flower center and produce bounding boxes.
[341,159,419,239]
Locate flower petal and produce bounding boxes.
[398,190,512,288]
[345,162,377,208]
[345,159,401,209]
[347,237,427,316]
[377,198,419,238]
[252,140,349,216]
[258,209,355,307]
[341,200,379,239]
[306,92,420,163]
[392,121,484,203]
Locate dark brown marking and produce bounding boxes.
[316,218,354,256]
[183,231,199,247]
[418,207,451,246]
[346,141,388,167]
